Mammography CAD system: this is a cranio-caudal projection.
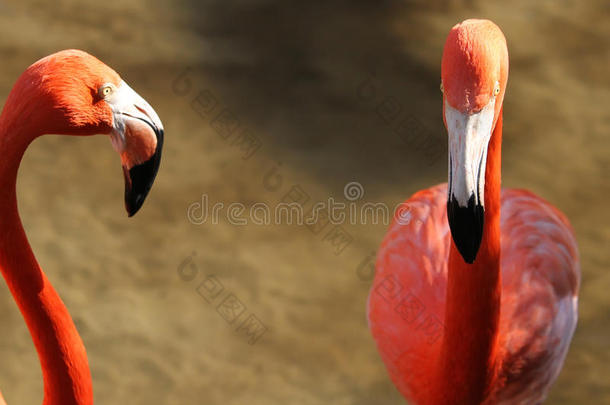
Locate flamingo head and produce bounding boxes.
[441,19,508,263]
[12,49,164,216]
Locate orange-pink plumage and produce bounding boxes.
[368,19,580,405]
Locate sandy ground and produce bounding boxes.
[0,0,608,404]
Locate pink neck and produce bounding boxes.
[0,120,92,404]
[433,112,503,404]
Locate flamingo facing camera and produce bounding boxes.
[368,19,580,404]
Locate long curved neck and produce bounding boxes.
[0,114,93,404]
[433,111,503,404]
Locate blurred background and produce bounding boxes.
[0,0,607,404]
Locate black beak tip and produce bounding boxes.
[124,130,163,217]
[125,193,146,217]
[447,194,484,264]
[459,246,478,264]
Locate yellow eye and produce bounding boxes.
[99,84,114,98]
[493,84,500,96]
[440,82,444,94]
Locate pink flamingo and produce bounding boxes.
[368,20,579,404]
[0,50,163,404]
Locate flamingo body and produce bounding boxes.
[368,19,580,405]
[368,184,579,404]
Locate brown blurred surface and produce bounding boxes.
[0,0,608,404]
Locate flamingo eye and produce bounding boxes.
[98,83,115,98]
[493,83,500,96]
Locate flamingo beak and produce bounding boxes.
[445,98,495,263]
[108,81,164,217]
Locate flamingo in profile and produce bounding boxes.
[368,19,580,404]
[0,50,163,404]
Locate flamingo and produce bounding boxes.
[368,19,580,404]
[0,50,163,404]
